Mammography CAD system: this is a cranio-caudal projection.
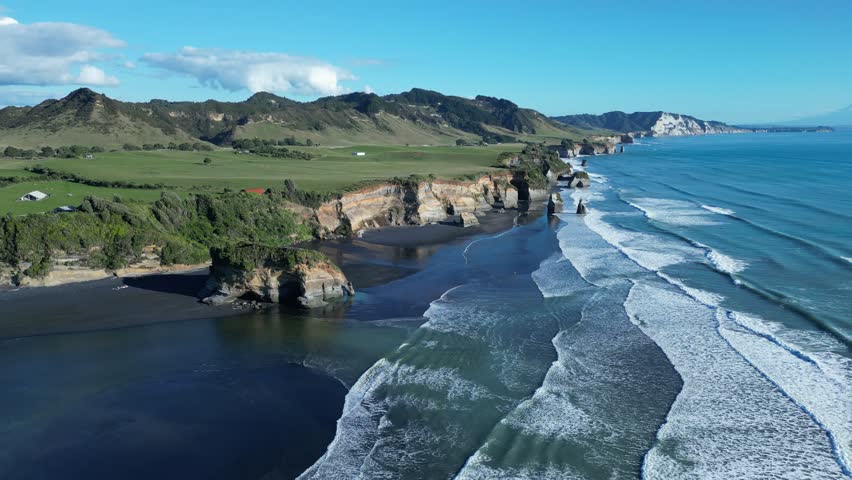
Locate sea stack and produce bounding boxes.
[581,159,587,167]
[576,199,587,215]
[200,244,353,308]
[620,145,625,153]
[547,193,563,215]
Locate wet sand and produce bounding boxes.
[0,210,520,339]
[0,208,531,480]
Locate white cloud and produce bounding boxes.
[0,16,124,86]
[123,60,136,69]
[363,84,375,94]
[142,47,356,96]
[74,65,119,86]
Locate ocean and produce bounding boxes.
[1,131,849,479]
[302,130,852,479]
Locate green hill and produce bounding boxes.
[0,88,604,149]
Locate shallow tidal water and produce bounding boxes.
[2,130,851,479]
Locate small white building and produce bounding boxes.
[19,190,48,202]
[53,205,77,213]
[84,154,94,159]
[352,151,366,156]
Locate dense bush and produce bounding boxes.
[231,139,313,160]
[1,191,313,278]
[25,166,168,190]
[210,243,332,274]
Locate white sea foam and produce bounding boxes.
[720,311,852,473]
[587,172,608,183]
[843,256,852,264]
[627,197,720,226]
[531,253,590,297]
[455,452,586,480]
[657,271,724,306]
[691,241,748,275]
[627,281,844,479]
[555,213,645,286]
[700,204,736,216]
[583,209,704,271]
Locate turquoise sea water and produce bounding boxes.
[304,131,851,479]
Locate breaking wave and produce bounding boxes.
[701,204,736,216]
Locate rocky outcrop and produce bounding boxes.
[567,171,591,188]
[314,173,530,237]
[455,212,479,227]
[576,200,587,215]
[200,244,353,308]
[0,245,209,288]
[547,193,563,215]
[649,113,750,136]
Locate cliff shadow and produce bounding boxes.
[123,271,210,298]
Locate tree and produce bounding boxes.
[456,139,467,146]
[168,142,178,150]
[178,143,192,151]
[202,157,212,166]
[305,138,314,147]
[284,179,297,194]
[41,146,55,157]
[123,143,141,151]
[3,146,21,157]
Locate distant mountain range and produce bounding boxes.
[551,111,832,137]
[0,88,596,149]
[768,105,852,127]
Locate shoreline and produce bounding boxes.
[0,207,526,339]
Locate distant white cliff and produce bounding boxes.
[649,113,751,136]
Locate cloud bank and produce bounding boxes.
[0,16,123,86]
[142,47,355,96]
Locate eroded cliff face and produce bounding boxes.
[560,139,620,158]
[649,113,750,136]
[313,173,530,236]
[0,245,208,288]
[200,245,353,308]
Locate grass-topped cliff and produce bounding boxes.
[0,191,313,279]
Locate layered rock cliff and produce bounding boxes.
[200,244,353,308]
[312,173,543,237]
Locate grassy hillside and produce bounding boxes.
[0,89,200,149]
[1,88,600,149]
[1,144,521,214]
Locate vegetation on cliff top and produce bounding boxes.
[496,144,567,189]
[210,243,334,274]
[0,191,312,278]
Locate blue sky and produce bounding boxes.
[1,0,850,123]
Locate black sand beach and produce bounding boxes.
[0,209,529,480]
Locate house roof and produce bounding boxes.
[243,188,266,194]
[24,190,48,200]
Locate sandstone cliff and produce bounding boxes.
[200,244,353,308]
[312,173,535,237]
[0,245,208,288]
